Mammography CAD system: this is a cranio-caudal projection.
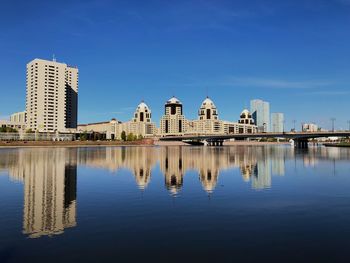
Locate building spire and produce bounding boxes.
[52,54,56,62]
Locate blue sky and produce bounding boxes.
[0,0,349,130]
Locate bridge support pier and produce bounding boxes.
[294,139,308,149]
[208,140,224,147]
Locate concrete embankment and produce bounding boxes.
[0,139,155,148]
[324,143,350,148]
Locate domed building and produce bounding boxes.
[115,100,156,139]
[187,97,224,134]
[160,96,187,135]
[239,109,255,125]
[132,101,152,123]
[198,97,218,121]
[222,108,257,134]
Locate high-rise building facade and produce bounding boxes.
[271,113,284,132]
[250,99,270,132]
[26,58,78,132]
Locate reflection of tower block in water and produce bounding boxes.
[199,169,219,193]
[252,159,271,190]
[22,149,77,238]
[240,164,257,182]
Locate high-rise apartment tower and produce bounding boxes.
[271,113,284,132]
[26,58,78,132]
[250,99,270,132]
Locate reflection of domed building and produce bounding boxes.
[133,167,151,189]
[129,147,156,190]
[78,147,158,190]
[199,168,219,193]
[165,172,183,195]
[159,147,186,195]
[160,97,187,136]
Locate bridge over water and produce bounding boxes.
[159,131,350,148]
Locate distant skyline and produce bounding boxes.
[0,0,349,130]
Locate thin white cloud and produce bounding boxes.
[222,76,334,89]
[120,106,135,111]
[304,90,350,95]
[179,76,334,89]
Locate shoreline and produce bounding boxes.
[0,140,154,148]
[324,143,350,148]
[0,140,290,148]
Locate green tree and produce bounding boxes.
[80,132,88,141]
[0,127,18,133]
[138,134,143,140]
[121,131,126,141]
[127,132,134,141]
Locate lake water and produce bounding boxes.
[0,145,350,262]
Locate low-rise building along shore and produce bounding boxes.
[0,119,27,131]
[77,119,120,140]
[78,102,157,140]
[0,111,27,132]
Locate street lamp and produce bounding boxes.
[292,120,296,131]
[331,118,336,132]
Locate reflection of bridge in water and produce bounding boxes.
[159,131,350,148]
[0,145,349,237]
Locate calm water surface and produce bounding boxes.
[0,145,350,263]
